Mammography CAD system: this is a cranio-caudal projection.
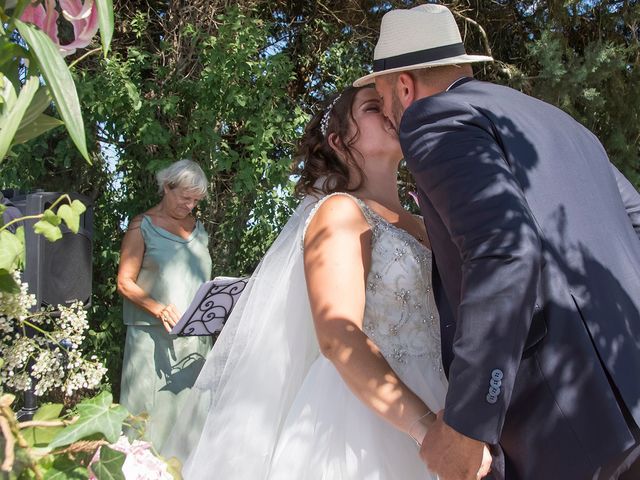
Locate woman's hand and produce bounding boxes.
[156,303,181,333]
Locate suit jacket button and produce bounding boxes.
[486,394,498,404]
[489,386,501,396]
[490,378,502,388]
[491,369,504,381]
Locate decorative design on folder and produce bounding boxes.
[173,277,248,336]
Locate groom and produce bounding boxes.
[355,4,640,480]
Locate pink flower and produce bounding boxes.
[20,0,59,42]
[89,436,173,480]
[20,0,99,57]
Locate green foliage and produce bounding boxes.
[85,7,307,274]
[48,392,128,449]
[474,0,640,185]
[0,392,170,479]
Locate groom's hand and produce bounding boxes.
[419,410,492,480]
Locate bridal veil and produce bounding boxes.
[162,194,322,478]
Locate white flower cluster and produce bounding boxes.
[0,275,36,335]
[0,272,106,397]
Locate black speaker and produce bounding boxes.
[6,191,94,308]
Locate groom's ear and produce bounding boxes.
[396,72,417,109]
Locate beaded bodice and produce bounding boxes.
[304,193,444,382]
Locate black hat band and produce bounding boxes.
[373,43,466,72]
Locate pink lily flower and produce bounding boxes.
[20,0,99,57]
[20,0,60,43]
[58,0,99,56]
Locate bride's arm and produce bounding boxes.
[303,195,433,444]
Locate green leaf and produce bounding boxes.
[124,81,141,111]
[22,403,65,447]
[33,219,62,242]
[35,403,65,421]
[48,392,128,449]
[70,199,87,215]
[15,20,90,162]
[18,87,51,129]
[0,229,23,270]
[0,204,6,216]
[0,71,17,109]
[43,456,90,479]
[15,226,25,268]
[57,204,79,233]
[12,113,63,145]
[0,74,39,160]
[0,268,19,293]
[43,208,62,226]
[94,0,114,57]
[92,446,126,480]
[0,42,26,75]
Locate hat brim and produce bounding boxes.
[353,54,494,87]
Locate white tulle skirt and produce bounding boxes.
[267,355,437,480]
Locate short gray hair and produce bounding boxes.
[156,159,208,197]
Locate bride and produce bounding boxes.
[163,85,448,479]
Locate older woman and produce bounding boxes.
[117,159,212,451]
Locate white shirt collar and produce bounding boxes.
[446,77,469,92]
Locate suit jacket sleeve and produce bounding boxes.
[611,163,640,240]
[401,98,542,445]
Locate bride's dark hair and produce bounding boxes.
[293,85,373,197]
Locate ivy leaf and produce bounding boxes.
[22,403,65,448]
[48,392,128,449]
[91,446,126,480]
[57,204,79,233]
[0,268,20,293]
[34,220,62,242]
[70,200,87,216]
[0,229,23,270]
[43,208,61,226]
[43,455,89,479]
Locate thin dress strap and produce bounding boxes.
[301,192,375,249]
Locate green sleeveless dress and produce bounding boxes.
[119,215,213,451]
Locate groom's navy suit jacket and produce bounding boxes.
[400,78,640,479]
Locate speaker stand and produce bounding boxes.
[16,389,38,421]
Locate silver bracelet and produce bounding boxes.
[408,411,435,447]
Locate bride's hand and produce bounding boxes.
[419,410,492,480]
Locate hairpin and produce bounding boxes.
[320,95,341,137]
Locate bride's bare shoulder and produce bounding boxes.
[304,193,370,247]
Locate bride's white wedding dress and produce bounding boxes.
[163,193,447,479]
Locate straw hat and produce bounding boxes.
[353,4,493,87]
